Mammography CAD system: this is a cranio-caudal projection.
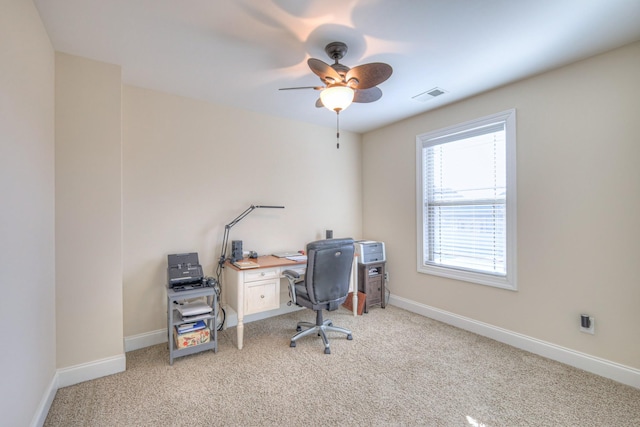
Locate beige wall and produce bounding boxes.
[5,2,636,421]
[363,41,640,369]
[55,53,124,367]
[0,0,56,425]
[122,86,362,336]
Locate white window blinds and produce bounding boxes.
[423,122,507,276]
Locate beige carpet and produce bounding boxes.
[45,305,640,426]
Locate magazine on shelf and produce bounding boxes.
[176,320,206,334]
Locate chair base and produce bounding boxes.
[290,318,352,354]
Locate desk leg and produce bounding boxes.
[352,293,358,316]
[237,280,244,349]
[237,317,244,350]
[351,256,358,316]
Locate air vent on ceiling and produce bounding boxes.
[412,87,447,102]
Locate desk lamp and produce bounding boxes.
[216,205,284,277]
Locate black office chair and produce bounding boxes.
[283,238,355,354]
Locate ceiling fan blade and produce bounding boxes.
[308,58,342,84]
[353,87,382,103]
[279,86,323,91]
[346,63,393,89]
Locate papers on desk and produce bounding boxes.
[285,255,307,262]
[272,251,301,258]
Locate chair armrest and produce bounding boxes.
[282,270,302,305]
[282,270,300,280]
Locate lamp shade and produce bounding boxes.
[320,85,354,112]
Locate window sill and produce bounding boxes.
[418,263,517,291]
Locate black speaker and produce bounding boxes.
[231,240,243,262]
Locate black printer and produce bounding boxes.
[167,252,204,289]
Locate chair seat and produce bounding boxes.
[294,282,347,312]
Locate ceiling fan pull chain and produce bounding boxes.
[336,111,340,149]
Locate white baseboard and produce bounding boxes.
[56,353,126,389]
[30,374,57,427]
[389,294,640,390]
[124,329,167,352]
[221,303,302,329]
[30,355,126,426]
[123,304,302,351]
[124,300,307,354]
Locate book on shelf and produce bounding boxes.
[232,260,260,269]
[176,320,206,334]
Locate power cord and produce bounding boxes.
[214,265,226,331]
[217,306,225,331]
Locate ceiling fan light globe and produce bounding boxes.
[320,86,354,112]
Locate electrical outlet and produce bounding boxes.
[579,316,595,334]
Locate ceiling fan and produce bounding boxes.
[279,41,392,148]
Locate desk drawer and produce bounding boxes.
[245,279,279,315]
[245,268,279,282]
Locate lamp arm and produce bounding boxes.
[218,205,257,269]
[216,204,285,270]
[224,205,257,230]
[218,226,231,268]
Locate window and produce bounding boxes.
[416,109,517,290]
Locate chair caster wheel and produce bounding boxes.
[347,334,353,340]
[290,341,296,348]
[324,348,331,354]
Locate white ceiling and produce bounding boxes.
[34,0,640,134]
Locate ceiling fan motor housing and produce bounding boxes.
[325,41,348,61]
[332,63,350,79]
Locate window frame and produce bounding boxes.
[415,109,517,290]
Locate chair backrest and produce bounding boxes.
[304,238,355,307]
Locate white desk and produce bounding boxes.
[222,255,358,349]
